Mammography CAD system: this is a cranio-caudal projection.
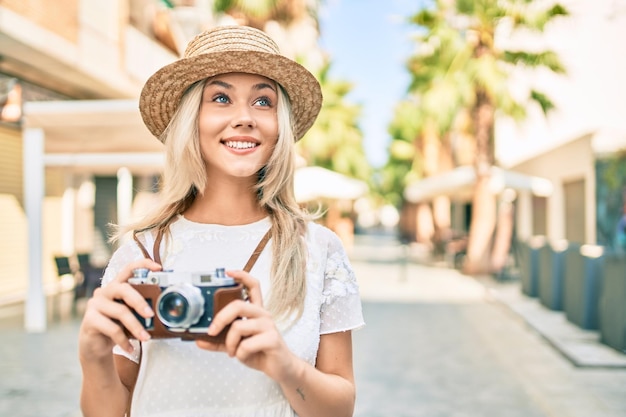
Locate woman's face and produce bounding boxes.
[198,72,279,181]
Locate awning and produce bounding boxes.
[403,165,553,203]
[22,99,164,332]
[294,166,368,203]
[24,99,165,174]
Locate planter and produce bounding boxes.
[519,236,545,297]
[538,240,569,311]
[599,254,626,352]
[563,245,603,330]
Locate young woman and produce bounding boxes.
[78,25,364,417]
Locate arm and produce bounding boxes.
[80,349,130,417]
[277,331,356,417]
[196,270,356,417]
[78,259,160,417]
[114,355,141,417]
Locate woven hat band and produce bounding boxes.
[184,27,280,58]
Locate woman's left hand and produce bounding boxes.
[196,270,300,382]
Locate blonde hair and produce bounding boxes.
[119,78,311,323]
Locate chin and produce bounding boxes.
[226,167,262,180]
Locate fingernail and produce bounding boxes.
[139,330,151,341]
[207,325,216,336]
[143,306,154,317]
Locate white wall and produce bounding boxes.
[511,134,596,243]
[495,0,626,168]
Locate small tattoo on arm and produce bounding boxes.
[296,387,305,401]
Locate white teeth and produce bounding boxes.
[225,141,257,149]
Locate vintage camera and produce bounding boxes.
[127,267,245,342]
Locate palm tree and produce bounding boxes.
[404,4,475,243]
[298,62,370,182]
[404,0,567,273]
[213,0,317,28]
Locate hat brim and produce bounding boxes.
[139,50,322,141]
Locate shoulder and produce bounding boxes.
[305,221,344,249]
[101,234,149,286]
[304,221,351,268]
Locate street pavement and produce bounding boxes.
[1,232,626,417]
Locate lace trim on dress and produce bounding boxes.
[320,230,360,306]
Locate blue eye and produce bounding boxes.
[256,97,272,107]
[213,94,229,104]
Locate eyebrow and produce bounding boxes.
[206,79,276,92]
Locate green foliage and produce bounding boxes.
[213,0,278,18]
[602,151,626,191]
[380,0,569,210]
[503,51,566,73]
[514,3,569,31]
[529,90,555,115]
[298,61,371,183]
[388,99,423,144]
[410,8,438,28]
[377,100,424,206]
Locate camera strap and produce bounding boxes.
[133,225,272,273]
[125,225,271,416]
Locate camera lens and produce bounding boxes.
[157,283,204,329]
[161,294,187,319]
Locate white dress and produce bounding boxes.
[102,216,364,417]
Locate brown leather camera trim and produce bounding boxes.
[124,226,271,414]
[132,283,245,343]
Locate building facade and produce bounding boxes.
[496,0,626,248]
[0,0,324,331]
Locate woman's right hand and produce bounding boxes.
[78,260,162,362]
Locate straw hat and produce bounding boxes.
[139,25,323,141]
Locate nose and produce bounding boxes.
[230,104,256,129]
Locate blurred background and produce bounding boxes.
[1,1,626,415]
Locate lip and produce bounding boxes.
[221,136,261,153]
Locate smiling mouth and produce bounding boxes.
[223,141,259,150]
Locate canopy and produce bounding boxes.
[294,166,369,203]
[403,165,553,203]
[21,99,163,332]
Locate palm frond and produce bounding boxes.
[503,50,566,74]
[514,3,569,31]
[410,8,439,29]
[530,90,556,115]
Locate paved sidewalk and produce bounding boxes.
[351,264,626,417]
[0,304,83,417]
[1,233,625,417]
[488,280,626,368]
[349,234,626,417]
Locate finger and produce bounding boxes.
[207,299,269,336]
[92,312,137,353]
[113,259,162,284]
[97,283,154,319]
[234,332,276,363]
[225,270,263,306]
[223,316,273,357]
[195,339,228,353]
[82,301,140,354]
[90,294,151,342]
[81,311,132,354]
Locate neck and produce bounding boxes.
[184,178,267,225]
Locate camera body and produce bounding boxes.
[128,268,245,342]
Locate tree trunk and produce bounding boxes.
[465,174,496,273]
[491,198,515,273]
[464,88,496,274]
[415,203,435,244]
[421,120,452,242]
